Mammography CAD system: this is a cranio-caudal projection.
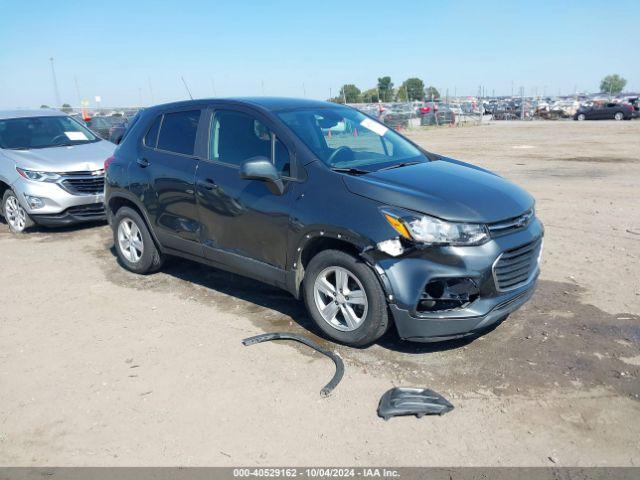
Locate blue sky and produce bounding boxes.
[0,0,638,108]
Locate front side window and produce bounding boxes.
[0,115,99,150]
[278,106,425,171]
[209,110,290,176]
[156,110,201,155]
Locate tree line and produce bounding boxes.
[332,77,441,104]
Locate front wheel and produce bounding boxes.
[614,112,624,121]
[576,113,586,121]
[112,206,163,274]
[303,249,389,347]
[2,189,34,233]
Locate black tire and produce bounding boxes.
[2,189,34,234]
[112,206,163,274]
[614,111,624,121]
[576,113,586,121]
[303,249,389,347]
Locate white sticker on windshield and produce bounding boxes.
[64,131,88,141]
[360,117,388,136]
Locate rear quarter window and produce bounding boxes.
[144,116,161,148]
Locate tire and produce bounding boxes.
[303,249,389,347]
[614,112,624,121]
[112,206,163,274]
[576,113,586,121]
[2,189,34,233]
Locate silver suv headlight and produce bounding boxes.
[382,207,490,246]
[16,167,61,182]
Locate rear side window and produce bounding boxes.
[157,110,201,155]
[144,116,161,148]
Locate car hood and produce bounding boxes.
[342,158,534,223]
[1,140,115,172]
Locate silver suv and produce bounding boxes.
[0,110,115,233]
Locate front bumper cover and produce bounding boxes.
[31,203,106,226]
[375,218,543,342]
[390,278,537,341]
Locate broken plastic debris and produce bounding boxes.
[377,387,454,420]
[242,332,344,397]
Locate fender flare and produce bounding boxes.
[290,228,396,302]
[106,191,163,252]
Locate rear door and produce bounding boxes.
[129,108,206,257]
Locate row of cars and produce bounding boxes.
[0,98,543,346]
[69,110,140,144]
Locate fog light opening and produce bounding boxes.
[418,278,479,313]
[24,195,45,210]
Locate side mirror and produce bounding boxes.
[239,156,284,195]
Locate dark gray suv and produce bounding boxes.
[104,98,543,346]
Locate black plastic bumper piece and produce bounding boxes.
[31,203,106,227]
[377,387,454,420]
[242,332,344,397]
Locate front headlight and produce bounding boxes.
[16,167,61,182]
[382,208,489,246]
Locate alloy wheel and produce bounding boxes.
[313,266,368,332]
[117,218,144,263]
[614,112,623,121]
[4,195,27,232]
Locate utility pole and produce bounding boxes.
[74,76,82,107]
[302,82,306,97]
[148,77,155,104]
[49,57,61,107]
[210,78,217,96]
[342,87,347,104]
[261,80,265,95]
[520,86,525,120]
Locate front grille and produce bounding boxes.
[488,209,534,237]
[59,170,105,195]
[493,238,542,291]
[67,203,105,218]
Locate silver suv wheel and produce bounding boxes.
[313,266,369,331]
[4,194,28,232]
[117,218,144,263]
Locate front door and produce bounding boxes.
[195,108,298,283]
[129,108,204,257]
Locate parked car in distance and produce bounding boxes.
[574,102,634,120]
[420,103,455,125]
[0,109,115,233]
[108,112,141,144]
[84,115,127,140]
[105,98,543,346]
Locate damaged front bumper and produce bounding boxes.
[372,218,544,342]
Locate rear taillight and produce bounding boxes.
[104,155,115,171]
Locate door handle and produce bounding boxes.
[136,157,150,168]
[202,178,217,190]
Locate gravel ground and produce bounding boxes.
[0,120,638,466]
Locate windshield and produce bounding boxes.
[277,106,426,170]
[0,115,99,150]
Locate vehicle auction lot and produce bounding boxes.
[1,120,638,466]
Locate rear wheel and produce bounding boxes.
[303,249,389,347]
[576,113,586,121]
[614,111,624,121]
[2,189,34,233]
[113,206,163,274]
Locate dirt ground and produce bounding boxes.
[0,120,639,466]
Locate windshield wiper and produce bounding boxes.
[331,167,370,175]
[378,161,422,171]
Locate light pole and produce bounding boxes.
[49,57,61,107]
